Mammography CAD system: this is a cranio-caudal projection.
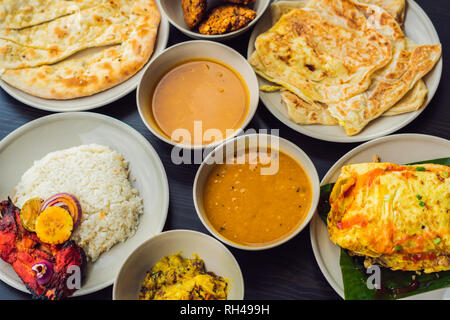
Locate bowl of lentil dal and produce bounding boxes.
[193,134,320,250]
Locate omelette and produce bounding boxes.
[328,162,450,273]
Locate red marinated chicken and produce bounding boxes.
[0,199,86,299]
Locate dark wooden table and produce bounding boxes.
[0,0,448,300]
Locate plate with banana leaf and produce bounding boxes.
[310,134,450,300]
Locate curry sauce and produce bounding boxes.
[203,149,313,247]
[151,59,249,145]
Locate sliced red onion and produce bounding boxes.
[31,261,53,285]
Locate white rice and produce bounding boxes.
[14,144,144,261]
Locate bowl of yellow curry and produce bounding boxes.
[193,133,320,250]
[113,230,244,300]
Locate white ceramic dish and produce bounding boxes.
[113,229,244,300]
[193,133,320,250]
[137,40,259,149]
[310,133,450,300]
[0,13,169,112]
[157,0,270,41]
[0,112,169,297]
[247,0,443,143]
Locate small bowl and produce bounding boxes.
[193,133,321,250]
[157,0,271,41]
[137,40,259,149]
[113,230,244,300]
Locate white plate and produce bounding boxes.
[0,112,169,297]
[247,0,443,143]
[310,134,450,300]
[0,14,169,112]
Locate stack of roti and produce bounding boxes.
[0,0,161,99]
[249,0,441,136]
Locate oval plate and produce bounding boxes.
[310,134,450,299]
[247,0,442,143]
[0,112,169,297]
[0,12,169,112]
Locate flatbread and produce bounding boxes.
[281,90,338,125]
[249,0,392,105]
[262,0,439,132]
[1,0,160,99]
[0,0,98,29]
[327,3,441,135]
[0,4,131,69]
[384,79,427,116]
[278,79,427,125]
[270,0,405,24]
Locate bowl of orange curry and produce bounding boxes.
[137,40,259,149]
[193,134,320,250]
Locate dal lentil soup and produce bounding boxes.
[203,149,312,247]
[151,58,249,146]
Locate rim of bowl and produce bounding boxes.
[112,229,245,300]
[193,133,321,250]
[136,40,259,150]
[156,0,271,40]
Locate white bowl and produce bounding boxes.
[157,0,270,41]
[193,133,320,250]
[137,40,259,149]
[113,230,244,300]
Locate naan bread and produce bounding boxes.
[0,4,131,69]
[327,3,441,135]
[0,0,98,29]
[249,0,392,105]
[1,0,160,99]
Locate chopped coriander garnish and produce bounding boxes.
[415,166,426,172]
[419,201,425,207]
[416,194,422,200]
[434,237,442,245]
[394,245,403,251]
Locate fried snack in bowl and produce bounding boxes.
[224,0,256,5]
[199,4,256,35]
[181,0,207,29]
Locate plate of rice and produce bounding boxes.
[0,112,169,297]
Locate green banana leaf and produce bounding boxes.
[317,157,450,300]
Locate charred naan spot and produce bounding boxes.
[278,54,292,65]
[61,75,98,87]
[305,64,315,72]
[54,27,68,39]
[102,62,113,71]
[138,28,150,37]
[49,46,61,57]
[291,22,306,35]
[93,14,104,23]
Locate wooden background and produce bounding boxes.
[0,0,448,300]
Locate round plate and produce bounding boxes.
[310,133,450,300]
[0,112,169,297]
[247,0,443,143]
[0,14,169,112]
